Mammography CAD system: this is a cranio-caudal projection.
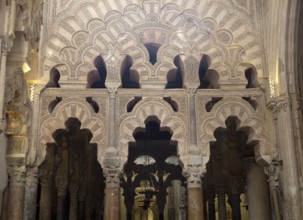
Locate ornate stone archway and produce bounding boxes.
[199,96,271,166]
[118,97,188,167]
[38,97,106,165]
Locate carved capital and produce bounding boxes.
[276,97,291,113]
[8,165,26,186]
[1,43,10,56]
[264,160,282,189]
[103,168,121,188]
[108,87,118,99]
[183,157,205,188]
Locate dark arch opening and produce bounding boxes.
[166,55,184,89]
[87,55,107,88]
[46,67,60,88]
[121,55,140,88]
[144,43,161,65]
[199,55,219,89]
[245,67,259,88]
[37,118,105,220]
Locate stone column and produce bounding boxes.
[275,97,302,219]
[228,179,242,220]
[24,167,38,220]
[243,159,270,220]
[69,183,79,220]
[7,165,26,220]
[103,168,120,220]
[55,176,68,220]
[217,188,227,220]
[0,43,9,121]
[265,161,283,220]
[183,158,204,220]
[108,88,117,148]
[188,88,198,147]
[207,191,216,220]
[39,169,53,220]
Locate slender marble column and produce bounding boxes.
[184,162,204,220]
[103,168,120,220]
[228,179,242,220]
[7,165,26,220]
[108,88,117,147]
[245,159,270,220]
[217,190,227,220]
[69,183,79,220]
[265,161,282,220]
[24,167,38,220]
[55,176,68,220]
[207,192,216,220]
[276,97,302,219]
[0,43,9,121]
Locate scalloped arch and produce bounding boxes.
[39,99,106,164]
[199,97,270,164]
[118,98,188,166]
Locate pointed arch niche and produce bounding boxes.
[38,98,106,165]
[199,97,270,167]
[118,98,188,167]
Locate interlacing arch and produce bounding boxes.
[39,98,106,164]
[199,97,270,165]
[118,98,187,166]
[41,0,265,86]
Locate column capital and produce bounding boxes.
[276,97,291,113]
[108,87,118,98]
[7,165,26,186]
[103,167,121,188]
[187,87,198,97]
[183,162,205,188]
[1,43,10,56]
[264,160,282,189]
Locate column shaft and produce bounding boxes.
[276,98,302,219]
[218,193,227,220]
[187,187,204,220]
[104,187,120,220]
[246,163,271,220]
[24,168,38,220]
[229,194,241,220]
[208,193,216,220]
[0,45,8,120]
[7,166,26,220]
[39,183,52,220]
